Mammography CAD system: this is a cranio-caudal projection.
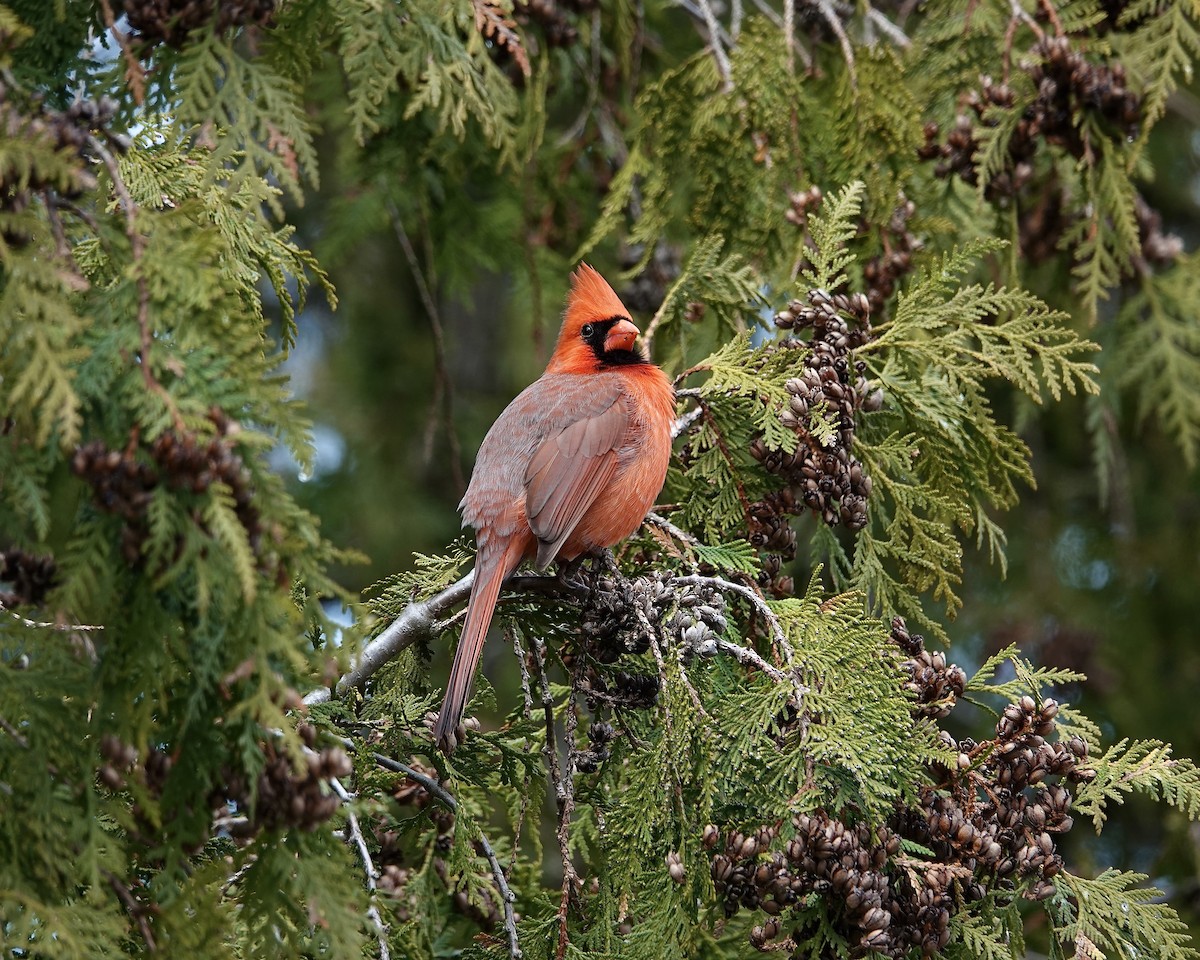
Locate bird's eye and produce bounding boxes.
[581,323,595,339]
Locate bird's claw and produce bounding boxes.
[556,555,590,592]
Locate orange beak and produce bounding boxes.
[604,317,640,354]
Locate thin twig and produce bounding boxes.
[505,624,536,878]
[221,856,257,895]
[211,814,251,834]
[816,0,858,87]
[669,574,794,669]
[1008,0,1046,39]
[674,0,735,47]
[329,778,391,960]
[749,0,784,27]
[714,636,788,681]
[784,0,796,72]
[0,714,28,748]
[96,0,146,104]
[46,193,101,234]
[369,753,522,959]
[0,601,104,633]
[559,655,585,948]
[692,0,734,89]
[529,631,576,960]
[1035,0,1063,34]
[865,6,911,47]
[643,511,701,576]
[671,404,704,440]
[645,511,702,553]
[386,199,466,495]
[104,869,156,952]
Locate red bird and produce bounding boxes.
[433,264,675,753]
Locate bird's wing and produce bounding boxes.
[523,393,631,568]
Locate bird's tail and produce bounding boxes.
[433,541,524,754]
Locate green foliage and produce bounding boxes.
[1115,253,1200,467]
[4,1,1200,959]
[171,32,319,208]
[1117,0,1200,142]
[802,181,867,292]
[1073,739,1200,831]
[1066,139,1141,322]
[870,241,1100,404]
[365,541,472,617]
[335,0,520,152]
[645,233,763,350]
[1052,870,1194,960]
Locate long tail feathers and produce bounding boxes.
[433,543,521,754]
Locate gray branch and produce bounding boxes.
[304,572,475,706]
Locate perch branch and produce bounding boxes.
[306,407,696,707]
[304,573,475,706]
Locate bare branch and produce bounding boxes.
[369,752,522,959]
[865,6,911,47]
[675,0,734,90]
[220,855,257,896]
[784,0,796,72]
[815,0,858,86]
[645,511,702,562]
[329,778,391,960]
[0,714,29,748]
[307,409,696,705]
[671,403,704,439]
[529,631,578,960]
[96,0,146,104]
[1,601,103,633]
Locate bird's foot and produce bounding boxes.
[555,555,590,593]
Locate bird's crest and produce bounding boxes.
[566,263,629,327]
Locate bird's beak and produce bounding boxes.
[604,317,640,353]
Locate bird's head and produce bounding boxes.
[546,263,646,374]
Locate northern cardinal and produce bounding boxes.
[432,264,675,753]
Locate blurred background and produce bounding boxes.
[252,1,1200,926]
